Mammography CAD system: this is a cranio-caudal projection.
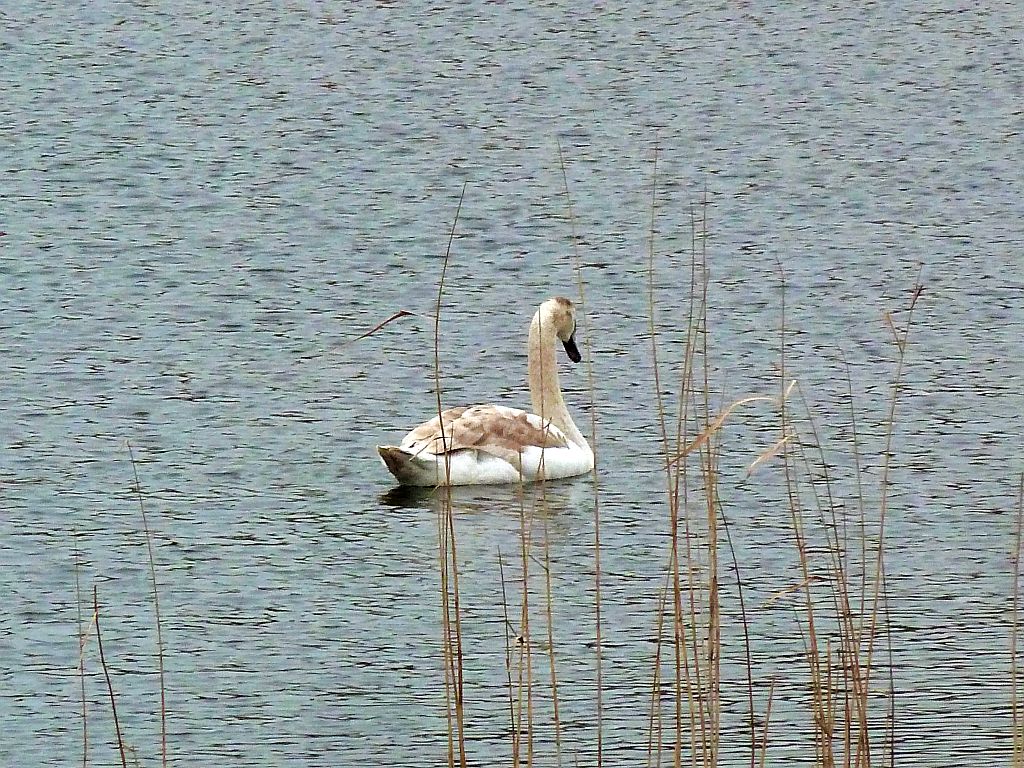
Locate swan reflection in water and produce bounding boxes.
[378,474,595,521]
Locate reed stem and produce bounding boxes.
[93,586,127,768]
[127,441,167,767]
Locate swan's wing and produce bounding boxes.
[401,405,570,465]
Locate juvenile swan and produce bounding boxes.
[377,296,594,486]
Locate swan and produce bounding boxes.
[377,296,594,486]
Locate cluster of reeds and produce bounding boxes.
[635,197,923,768]
[428,151,948,768]
[66,162,1024,768]
[771,278,922,768]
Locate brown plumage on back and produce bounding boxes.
[403,406,469,451]
[406,405,569,458]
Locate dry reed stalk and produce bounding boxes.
[437,498,456,768]
[640,144,679,768]
[527,577,536,761]
[647,576,670,768]
[685,195,721,768]
[504,479,567,768]
[642,148,687,767]
[1012,474,1024,767]
[643,168,747,768]
[127,441,167,767]
[774,268,922,767]
[433,185,468,768]
[782,365,879,767]
[787,387,870,766]
[93,586,127,768]
[645,148,690,767]
[677,203,703,768]
[718,494,760,768]
[498,548,521,759]
[757,680,776,768]
[842,355,873,765]
[74,528,88,767]
[861,283,922,756]
[775,259,833,767]
[558,138,603,766]
[540,506,564,766]
[517,484,535,767]
[696,205,722,765]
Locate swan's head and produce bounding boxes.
[538,296,581,363]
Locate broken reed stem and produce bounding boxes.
[127,441,167,768]
[557,138,603,767]
[93,586,127,768]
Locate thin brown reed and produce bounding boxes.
[93,586,127,768]
[557,138,604,766]
[1012,474,1024,767]
[74,529,88,767]
[127,441,167,768]
[433,184,468,768]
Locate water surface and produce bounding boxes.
[3,2,1023,766]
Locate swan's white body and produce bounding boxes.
[377,297,593,486]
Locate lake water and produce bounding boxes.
[3,1,1023,766]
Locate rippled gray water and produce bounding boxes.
[3,2,1023,766]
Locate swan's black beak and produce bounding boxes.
[562,334,582,363]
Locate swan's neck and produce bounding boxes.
[528,312,589,450]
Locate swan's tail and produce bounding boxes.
[377,445,440,486]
